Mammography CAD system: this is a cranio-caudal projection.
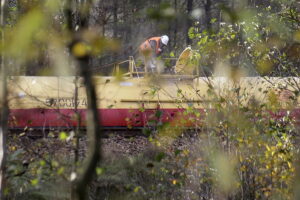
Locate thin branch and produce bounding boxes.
[65,0,102,199]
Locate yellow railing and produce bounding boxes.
[100,56,199,78]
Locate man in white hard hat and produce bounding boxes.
[139,35,169,72]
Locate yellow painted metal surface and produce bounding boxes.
[175,47,196,75]
[7,76,300,110]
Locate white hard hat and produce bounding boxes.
[161,35,169,45]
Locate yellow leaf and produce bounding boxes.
[183,149,190,156]
[72,42,90,58]
[294,30,300,42]
[257,59,273,74]
[172,179,177,185]
[10,146,16,151]
[239,155,243,162]
[287,162,292,168]
[271,151,275,156]
[240,165,247,172]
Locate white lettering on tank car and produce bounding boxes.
[45,98,87,108]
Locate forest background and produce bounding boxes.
[3,0,298,76]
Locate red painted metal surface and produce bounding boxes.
[8,108,300,129]
[8,108,196,129]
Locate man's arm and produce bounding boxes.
[157,40,164,54]
[149,40,162,56]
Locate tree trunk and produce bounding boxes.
[113,0,118,38]
[173,0,178,51]
[186,0,193,45]
[204,0,211,30]
[75,57,101,200]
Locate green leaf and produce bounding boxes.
[134,186,141,193]
[9,149,24,160]
[40,160,46,167]
[210,18,217,23]
[155,152,165,162]
[96,167,104,175]
[188,27,195,39]
[8,9,45,60]
[59,132,68,140]
[174,149,182,156]
[155,110,163,118]
[9,6,17,12]
[170,51,175,57]
[31,179,39,186]
[57,167,64,175]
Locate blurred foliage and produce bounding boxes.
[3,0,300,199]
[189,0,300,76]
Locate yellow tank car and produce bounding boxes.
[7,74,300,129]
[7,49,300,129]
